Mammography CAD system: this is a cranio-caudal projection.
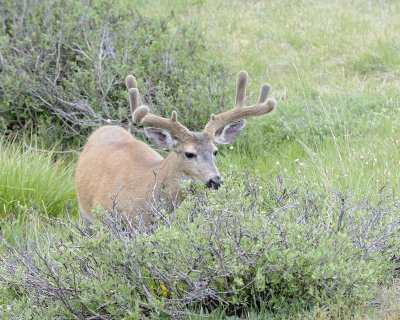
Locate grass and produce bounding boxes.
[0,138,76,218]
[219,114,400,196]
[137,0,400,196]
[1,0,400,318]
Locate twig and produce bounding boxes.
[23,142,82,155]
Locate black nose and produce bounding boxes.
[206,176,223,190]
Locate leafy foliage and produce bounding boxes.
[1,173,398,318]
[0,0,230,143]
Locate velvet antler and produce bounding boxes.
[126,75,192,141]
[203,70,276,138]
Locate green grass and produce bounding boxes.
[0,138,76,218]
[219,108,400,196]
[134,0,400,196]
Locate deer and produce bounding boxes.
[76,71,276,226]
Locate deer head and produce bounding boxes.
[126,71,276,190]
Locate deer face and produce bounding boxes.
[128,70,276,190]
[179,132,221,189]
[144,128,243,189]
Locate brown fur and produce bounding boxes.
[76,126,219,225]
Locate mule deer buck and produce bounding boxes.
[76,71,276,226]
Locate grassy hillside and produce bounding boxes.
[138,0,400,195]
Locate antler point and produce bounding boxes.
[126,75,137,90]
[171,111,177,122]
[132,105,149,124]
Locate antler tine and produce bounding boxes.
[125,75,137,90]
[126,75,143,113]
[133,107,192,142]
[203,71,276,137]
[258,83,271,104]
[235,70,248,107]
[126,74,191,141]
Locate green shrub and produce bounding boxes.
[1,173,398,318]
[0,0,231,144]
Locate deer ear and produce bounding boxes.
[214,120,246,145]
[144,128,178,149]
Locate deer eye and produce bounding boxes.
[213,150,218,156]
[185,152,196,159]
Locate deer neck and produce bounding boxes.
[152,152,183,200]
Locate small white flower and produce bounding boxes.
[259,186,263,190]
[276,161,280,165]
[360,155,365,160]
[229,146,234,150]
[295,158,300,164]
[106,119,111,124]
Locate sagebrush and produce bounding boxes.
[0,0,231,144]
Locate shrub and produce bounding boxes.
[1,172,399,318]
[0,0,231,144]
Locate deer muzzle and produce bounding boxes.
[206,176,223,190]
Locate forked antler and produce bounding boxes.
[203,70,276,138]
[126,75,192,141]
